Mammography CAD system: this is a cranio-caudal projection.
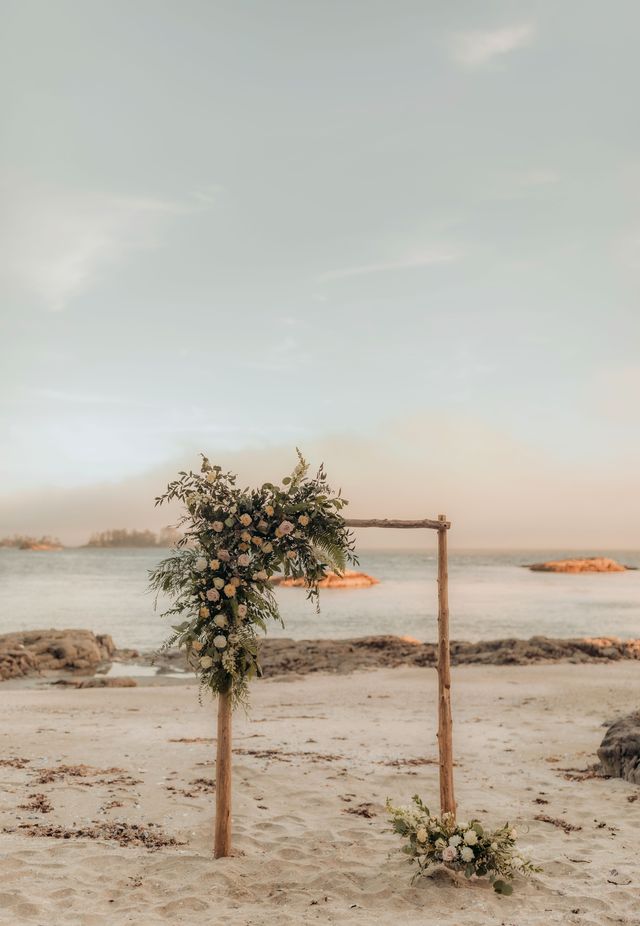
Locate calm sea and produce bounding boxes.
[1,548,639,651]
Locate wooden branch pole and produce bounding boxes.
[436,514,456,819]
[214,690,232,857]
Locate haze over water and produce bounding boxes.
[2,547,639,651]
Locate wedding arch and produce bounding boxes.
[150,455,455,858]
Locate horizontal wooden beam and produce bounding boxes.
[345,517,450,531]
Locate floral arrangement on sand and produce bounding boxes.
[387,796,539,894]
[149,451,356,706]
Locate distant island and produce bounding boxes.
[271,570,380,588]
[0,535,63,551]
[86,527,181,548]
[527,557,634,573]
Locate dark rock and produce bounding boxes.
[598,711,640,784]
[0,629,116,680]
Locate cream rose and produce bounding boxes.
[277,520,294,536]
[460,846,474,863]
[199,655,213,668]
[237,553,250,567]
[262,542,273,553]
[206,588,220,602]
[253,570,268,582]
[213,577,225,590]
[463,830,478,846]
[239,513,252,526]
[223,583,236,597]
[218,549,231,562]
[212,521,224,533]
[191,640,203,652]
[198,606,210,619]
[209,559,220,570]
[214,614,228,628]
[213,635,227,649]
[416,826,427,843]
[298,514,309,526]
[194,557,208,572]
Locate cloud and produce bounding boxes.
[450,23,535,68]
[317,247,461,282]
[0,179,214,311]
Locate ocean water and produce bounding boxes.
[1,547,639,652]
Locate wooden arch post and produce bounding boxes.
[345,516,455,819]
[213,513,455,858]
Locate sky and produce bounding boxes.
[1,1,639,547]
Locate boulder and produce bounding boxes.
[598,711,640,783]
[0,629,116,680]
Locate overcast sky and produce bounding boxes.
[1,1,639,546]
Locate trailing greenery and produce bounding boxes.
[149,451,356,706]
[387,796,540,894]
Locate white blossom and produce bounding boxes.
[464,830,478,846]
[442,846,457,862]
[460,846,474,862]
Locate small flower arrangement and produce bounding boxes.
[386,796,539,894]
[149,451,356,706]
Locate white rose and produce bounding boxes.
[194,557,207,572]
[463,830,478,846]
[223,583,236,597]
[206,588,220,602]
[209,559,220,570]
[199,655,213,668]
[198,606,210,619]
[212,521,224,533]
[237,604,247,619]
[230,576,241,587]
[448,834,462,847]
[298,514,309,526]
[240,513,252,526]
[214,614,228,628]
[460,846,474,863]
[213,635,227,649]
[416,826,427,843]
[442,846,457,862]
[237,554,250,567]
[213,578,225,590]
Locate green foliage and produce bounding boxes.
[149,451,357,707]
[386,796,540,894]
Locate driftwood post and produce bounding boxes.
[345,515,455,818]
[214,690,232,857]
[436,514,455,818]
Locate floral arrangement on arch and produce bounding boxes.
[149,452,357,705]
[387,796,539,894]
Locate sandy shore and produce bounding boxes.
[1,663,640,925]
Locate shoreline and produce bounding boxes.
[3,629,640,688]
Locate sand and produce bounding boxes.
[1,663,640,925]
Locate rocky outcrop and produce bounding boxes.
[598,711,640,783]
[528,557,631,573]
[0,629,116,681]
[271,570,380,588]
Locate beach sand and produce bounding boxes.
[1,663,639,925]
